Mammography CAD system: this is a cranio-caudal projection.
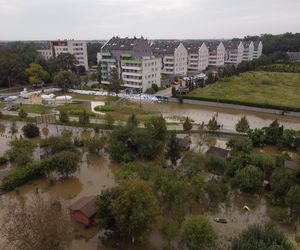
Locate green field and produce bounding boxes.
[188,72,300,109]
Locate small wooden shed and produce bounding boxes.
[69,196,97,227]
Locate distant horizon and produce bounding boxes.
[0,31,297,42]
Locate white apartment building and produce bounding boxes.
[207,41,225,68]
[38,40,89,70]
[121,57,161,92]
[225,41,244,65]
[151,42,188,76]
[253,41,263,59]
[243,41,254,61]
[185,42,209,72]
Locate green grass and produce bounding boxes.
[16,104,52,114]
[55,104,96,117]
[189,72,300,109]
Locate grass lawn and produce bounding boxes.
[188,71,300,109]
[17,104,52,114]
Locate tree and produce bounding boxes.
[53,70,77,92]
[161,219,178,248]
[6,139,34,166]
[18,108,28,119]
[46,151,80,177]
[183,117,193,132]
[127,114,139,127]
[270,168,293,203]
[59,110,69,123]
[183,216,218,250]
[235,165,264,193]
[55,53,78,72]
[25,63,49,86]
[78,110,89,126]
[227,136,253,154]
[87,136,106,155]
[248,128,266,147]
[235,116,250,133]
[108,67,122,94]
[264,119,284,145]
[22,123,40,138]
[191,176,205,202]
[0,195,72,250]
[96,180,158,242]
[180,152,206,180]
[230,223,293,250]
[207,115,219,131]
[286,185,300,215]
[166,133,180,166]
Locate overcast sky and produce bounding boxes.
[1,0,299,40]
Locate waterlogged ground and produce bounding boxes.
[0,116,299,249]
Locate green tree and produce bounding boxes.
[166,133,180,166]
[235,116,250,133]
[6,139,34,166]
[264,119,284,145]
[230,223,293,250]
[286,185,300,215]
[55,53,78,72]
[183,216,218,250]
[235,165,264,193]
[227,136,253,154]
[59,110,69,123]
[78,110,90,126]
[270,168,293,204]
[127,114,139,127]
[161,219,178,248]
[183,117,193,132]
[53,70,77,92]
[248,128,266,147]
[191,176,205,202]
[87,136,106,155]
[180,152,206,180]
[207,115,219,131]
[96,180,158,241]
[18,108,28,119]
[108,67,122,94]
[22,123,40,138]
[25,63,49,86]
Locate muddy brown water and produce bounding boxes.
[0,107,299,249]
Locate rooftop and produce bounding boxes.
[102,36,148,52]
[69,196,97,218]
[151,41,182,56]
[206,146,230,159]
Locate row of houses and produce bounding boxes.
[97,37,263,92]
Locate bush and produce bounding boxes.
[59,110,69,123]
[18,108,28,119]
[235,165,264,193]
[0,156,8,166]
[1,162,43,191]
[22,123,40,138]
[268,207,292,225]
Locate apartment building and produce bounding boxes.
[184,41,209,72]
[206,41,225,68]
[38,40,89,70]
[224,41,244,65]
[253,41,263,59]
[242,41,254,61]
[99,36,161,92]
[151,41,188,76]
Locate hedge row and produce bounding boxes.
[1,162,44,191]
[178,95,300,113]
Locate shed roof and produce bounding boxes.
[70,196,97,218]
[287,52,300,61]
[206,147,230,159]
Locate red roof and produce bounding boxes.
[70,196,97,218]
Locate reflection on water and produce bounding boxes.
[142,102,300,131]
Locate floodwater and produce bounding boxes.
[0,108,299,249]
[142,102,300,131]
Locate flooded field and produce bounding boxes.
[0,99,299,249]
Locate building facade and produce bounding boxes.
[242,41,254,61]
[253,41,263,59]
[38,40,89,70]
[184,42,209,72]
[99,37,161,92]
[151,42,188,76]
[207,41,225,68]
[224,41,244,65]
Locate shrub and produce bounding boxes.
[22,123,40,138]
[0,156,8,166]
[94,105,115,112]
[18,108,28,119]
[59,110,69,123]
[1,162,43,191]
